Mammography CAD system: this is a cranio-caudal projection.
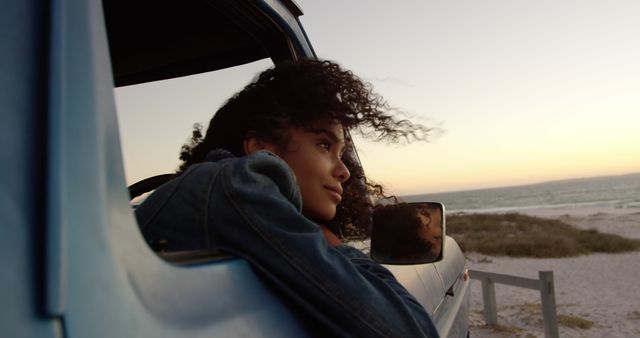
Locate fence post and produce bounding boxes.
[480,276,498,325]
[539,271,559,338]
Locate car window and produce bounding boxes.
[115,58,273,187]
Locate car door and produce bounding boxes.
[1,0,325,337]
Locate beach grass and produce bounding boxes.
[557,314,594,329]
[447,213,640,257]
[627,310,640,320]
[484,323,531,337]
[505,303,594,331]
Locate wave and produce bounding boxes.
[449,199,640,214]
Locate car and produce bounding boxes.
[0,0,469,336]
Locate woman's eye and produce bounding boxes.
[318,141,331,151]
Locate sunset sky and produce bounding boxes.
[116,0,640,195]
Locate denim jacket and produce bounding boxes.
[135,150,439,338]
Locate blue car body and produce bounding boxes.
[0,0,469,336]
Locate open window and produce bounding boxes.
[103,0,315,261]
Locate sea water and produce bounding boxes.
[402,173,640,213]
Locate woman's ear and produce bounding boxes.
[243,136,279,155]
[243,136,263,155]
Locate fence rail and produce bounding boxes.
[469,270,559,338]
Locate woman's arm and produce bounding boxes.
[207,152,438,338]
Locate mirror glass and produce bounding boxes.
[370,202,445,265]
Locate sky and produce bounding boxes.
[115,0,640,195]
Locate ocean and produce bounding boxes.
[401,173,640,213]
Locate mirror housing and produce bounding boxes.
[370,202,445,265]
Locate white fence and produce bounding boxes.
[469,270,559,338]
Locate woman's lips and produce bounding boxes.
[325,186,343,202]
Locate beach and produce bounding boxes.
[465,204,640,337]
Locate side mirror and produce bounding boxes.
[370,202,445,265]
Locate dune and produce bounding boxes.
[465,205,640,337]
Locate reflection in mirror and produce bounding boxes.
[370,202,445,265]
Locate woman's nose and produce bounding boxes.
[334,158,351,183]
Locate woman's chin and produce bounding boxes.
[303,207,337,223]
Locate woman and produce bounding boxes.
[135,60,438,337]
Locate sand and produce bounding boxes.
[464,205,640,337]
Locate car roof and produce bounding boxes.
[104,0,313,87]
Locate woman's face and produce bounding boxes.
[417,208,443,256]
[274,120,351,221]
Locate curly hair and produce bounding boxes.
[178,59,431,239]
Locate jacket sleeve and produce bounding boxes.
[206,151,439,338]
